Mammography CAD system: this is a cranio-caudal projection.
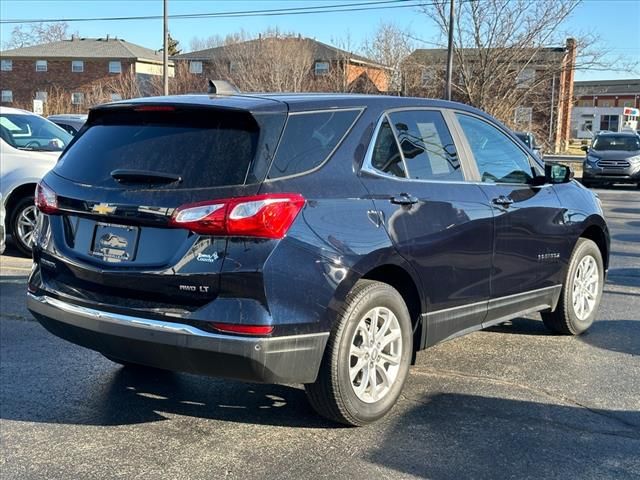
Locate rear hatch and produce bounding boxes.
[38,101,287,310]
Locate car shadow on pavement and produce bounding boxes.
[607,267,640,288]
[368,392,640,479]
[0,346,337,429]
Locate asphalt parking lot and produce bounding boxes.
[1,187,638,480]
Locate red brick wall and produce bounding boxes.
[0,58,134,107]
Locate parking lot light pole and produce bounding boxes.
[444,0,455,101]
[163,0,169,96]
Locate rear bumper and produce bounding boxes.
[27,293,328,384]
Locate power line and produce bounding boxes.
[0,0,432,25]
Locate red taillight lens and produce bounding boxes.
[35,181,58,214]
[211,322,274,336]
[133,105,176,112]
[169,194,305,239]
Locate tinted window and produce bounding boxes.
[457,114,533,184]
[268,110,359,179]
[55,108,260,189]
[593,135,640,151]
[371,118,406,178]
[0,113,71,151]
[388,110,462,181]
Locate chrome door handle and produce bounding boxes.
[390,193,418,206]
[492,195,514,207]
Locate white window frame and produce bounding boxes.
[72,60,84,72]
[35,60,48,72]
[71,92,84,105]
[1,60,12,71]
[35,91,47,102]
[189,61,203,74]
[516,68,535,88]
[108,61,122,74]
[314,61,330,76]
[514,106,533,130]
[110,93,123,102]
[421,68,435,87]
[1,90,13,103]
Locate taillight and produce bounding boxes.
[35,181,58,214]
[169,193,305,239]
[211,322,274,336]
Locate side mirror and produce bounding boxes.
[581,145,589,152]
[545,163,573,184]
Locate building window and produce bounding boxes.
[108,61,122,73]
[35,91,47,102]
[1,90,13,103]
[72,60,84,72]
[582,119,593,132]
[36,60,48,72]
[516,68,535,88]
[111,93,122,101]
[314,61,330,76]
[229,61,238,74]
[71,92,84,105]
[600,115,619,131]
[597,99,614,107]
[421,68,436,86]
[1,60,12,71]
[189,61,203,74]
[514,106,533,130]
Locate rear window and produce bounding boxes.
[267,109,361,179]
[593,135,640,151]
[54,108,261,189]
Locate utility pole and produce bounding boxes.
[444,0,455,101]
[163,0,169,95]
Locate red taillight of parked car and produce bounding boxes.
[211,322,274,336]
[169,193,305,239]
[35,181,59,214]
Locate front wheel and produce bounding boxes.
[10,196,39,256]
[305,280,412,426]
[542,238,604,335]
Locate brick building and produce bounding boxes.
[571,79,640,139]
[0,36,173,111]
[401,39,577,153]
[172,36,390,94]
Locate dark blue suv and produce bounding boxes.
[28,94,609,426]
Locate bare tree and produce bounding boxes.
[4,22,72,49]
[362,22,415,92]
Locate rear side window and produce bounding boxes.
[268,109,360,179]
[55,108,260,189]
[371,118,406,178]
[388,110,462,181]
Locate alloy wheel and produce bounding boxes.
[572,254,599,320]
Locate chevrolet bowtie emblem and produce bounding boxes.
[92,203,116,215]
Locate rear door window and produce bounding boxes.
[267,109,361,179]
[54,108,261,189]
[370,118,406,178]
[387,110,462,181]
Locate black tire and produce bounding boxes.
[305,280,412,426]
[10,195,38,256]
[541,238,604,335]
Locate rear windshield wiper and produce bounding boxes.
[111,169,182,185]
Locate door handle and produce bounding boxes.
[492,195,514,207]
[390,193,418,206]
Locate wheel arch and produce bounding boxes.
[5,182,38,222]
[579,219,610,271]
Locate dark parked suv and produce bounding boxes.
[28,93,609,426]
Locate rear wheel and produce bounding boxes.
[542,238,603,335]
[10,196,38,256]
[305,280,412,426]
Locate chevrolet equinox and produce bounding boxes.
[28,93,609,426]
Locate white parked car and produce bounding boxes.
[0,106,72,255]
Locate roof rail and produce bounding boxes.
[207,79,240,95]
